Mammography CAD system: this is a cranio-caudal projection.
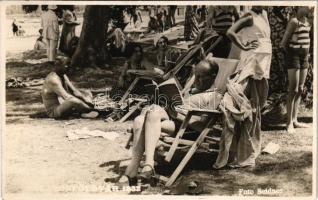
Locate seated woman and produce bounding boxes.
[124,59,223,186]
[156,36,169,74]
[41,59,97,119]
[117,44,167,89]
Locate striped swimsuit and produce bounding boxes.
[289,19,311,49]
[212,8,236,35]
[210,7,237,58]
[286,18,311,69]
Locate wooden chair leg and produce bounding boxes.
[125,133,133,149]
[119,101,142,123]
[165,112,193,162]
[118,77,140,105]
[165,117,217,187]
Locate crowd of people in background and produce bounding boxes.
[40,5,80,65]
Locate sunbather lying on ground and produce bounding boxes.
[117,44,168,89]
[41,59,97,119]
[125,59,223,186]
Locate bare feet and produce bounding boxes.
[293,121,310,128]
[286,123,295,134]
[81,111,99,119]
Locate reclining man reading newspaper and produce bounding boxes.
[125,58,223,186]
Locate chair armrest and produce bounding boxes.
[188,108,221,114]
[176,105,221,115]
[130,71,164,79]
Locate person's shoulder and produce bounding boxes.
[241,12,252,18]
[289,17,298,25]
[239,12,253,23]
[48,11,57,18]
[286,17,299,29]
[46,72,60,84]
[305,18,311,26]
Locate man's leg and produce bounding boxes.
[171,9,176,25]
[79,89,93,104]
[50,39,58,62]
[53,97,92,119]
[46,39,51,62]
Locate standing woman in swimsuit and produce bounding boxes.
[281,6,312,133]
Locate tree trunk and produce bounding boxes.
[71,6,111,68]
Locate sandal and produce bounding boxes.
[186,181,204,195]
[138,164,155,180]
[138,164,158,186]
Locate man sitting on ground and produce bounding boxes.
[34,29,47,50]
[41,59,97,119]
[125,59,223,186]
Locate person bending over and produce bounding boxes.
[41,59,96,119]
[125,59,222,186]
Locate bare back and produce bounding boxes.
[41,72,69,111]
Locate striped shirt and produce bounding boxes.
[289,18,311,49]
[212,7,237,34]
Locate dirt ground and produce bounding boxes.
[4,47,314,199]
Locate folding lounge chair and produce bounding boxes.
[125,54,239,186]
[158,55,240,186]
[116,34,224,122]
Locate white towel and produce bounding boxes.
[67,127,119,141]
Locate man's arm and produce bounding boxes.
[126,68,164,77]
[48,76,74,100]
[206,6,215,28]
[63,75,92,106]
[226,14,258,51]
[232,6,240,22]
[53,14,60,35]
[118,62,129,88]
[280,18,297,51]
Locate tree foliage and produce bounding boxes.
[22,5,75,13]
[22,5,39,13]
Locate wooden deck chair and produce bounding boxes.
[116,35,223,122]
[159,55,240,186]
